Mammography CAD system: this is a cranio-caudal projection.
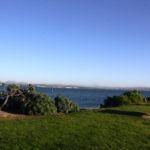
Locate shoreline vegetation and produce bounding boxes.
[0,84,80,115]
[0,84,150,149]
[0,84,149,116]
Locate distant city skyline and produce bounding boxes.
[0,0,150,87]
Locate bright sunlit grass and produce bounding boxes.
[0,105,150,150]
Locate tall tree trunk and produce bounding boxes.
[144,98,147,103]
[0,95,10,110]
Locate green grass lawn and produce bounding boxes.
[0,105,150,150]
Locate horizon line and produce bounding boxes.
[0,80,150,89]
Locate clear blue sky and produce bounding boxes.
[0,0,150,87]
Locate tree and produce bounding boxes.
[0,84,57,115]
[0,84,21,110]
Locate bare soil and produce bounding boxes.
[0,111,27,119]
[142,114,150,119]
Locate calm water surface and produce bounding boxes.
[37,87,150,108]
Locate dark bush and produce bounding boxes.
[55,95,80,113]
[146,97,150,103]
[1,84,80,115]
[101,90,145,108]
[101,95,129,108]
[3,94,26,113]
[22,93,56,115]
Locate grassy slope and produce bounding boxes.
[0,105,150,150]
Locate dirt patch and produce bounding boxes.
[0,111,27,119]
[142,114,150,119]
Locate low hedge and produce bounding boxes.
[101,90,145,108]
[55,95,80,113]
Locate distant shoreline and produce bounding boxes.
[0,81,150,91]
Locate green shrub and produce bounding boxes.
[0,84,57,115]
[101,95,129,107]
[1,84,80,115]
[22,93,56,115]
[101,90,145,108]
[55,95,80,113]
[123,90,144,104]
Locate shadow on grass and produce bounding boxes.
[101,109,146,117]
[135,103,150,106]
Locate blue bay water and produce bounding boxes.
[36,87,150,108]
[1,86,150,108]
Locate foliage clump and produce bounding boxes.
[0,84,56,115]
[0,84,80,115]
[22,93,56,115]
[7,84,20,94]
[55,95,80,113]
[146,97,150,103]
[101,90,145,108]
